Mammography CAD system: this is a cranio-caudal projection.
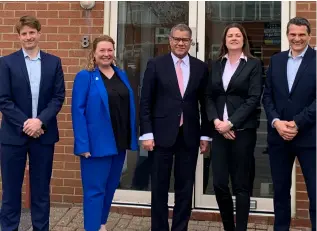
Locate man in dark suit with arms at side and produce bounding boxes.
[0,16,65,231]
[139,24,211,231]
[262,17,316,231]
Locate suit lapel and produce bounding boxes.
[17,49,31,89]
[92,69,111,117]
[279,52,290,95]
[39,51,46,97]
[166,54,182,99]
[226,59,246,92]
[289,47,313,95]
[183,56,195,98]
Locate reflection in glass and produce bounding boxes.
[203,1,281,199]
[116,1,189,193]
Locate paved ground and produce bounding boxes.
[13,207,311,231]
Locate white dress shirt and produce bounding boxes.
[222,53,247,122]
[139,52,211,141]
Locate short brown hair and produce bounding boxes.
[217,23,254,59]
[15,15,41,34]
[86,35,116,71]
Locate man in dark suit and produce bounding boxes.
[139,24,211,231]
[0,16,65,231]
[262,17,316,231]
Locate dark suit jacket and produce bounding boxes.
[262,46,316,147]
[0,49,65,145]
[205,57,263,130]
[140,53,210,148]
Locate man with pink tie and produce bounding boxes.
[139,24,211,231]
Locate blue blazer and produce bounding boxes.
[262,46,316,147]
[0,49,65,145]
[71,66,138,157]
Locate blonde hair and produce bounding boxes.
[86,35,117,71]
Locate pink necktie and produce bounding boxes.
[176,59,184,126]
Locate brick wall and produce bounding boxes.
[292,1,316,228]
[0,1,104,205]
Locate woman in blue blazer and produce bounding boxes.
[71,35,138,231]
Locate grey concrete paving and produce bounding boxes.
[12,207,311,231]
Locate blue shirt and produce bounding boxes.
[287,45,308,91]
[22,49,41,118]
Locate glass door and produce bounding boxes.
[194,1,287,212]
[110,1,199,206]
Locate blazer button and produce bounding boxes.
[178,114,181,117]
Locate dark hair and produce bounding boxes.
[217,23,254,59]
[287,17,311,35]
[16,15,41,34]
[170,24,192,38]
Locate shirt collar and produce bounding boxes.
[22,49,41,60]
[288,45,308,58]
[223,53,247,62]
[171,52,189,66]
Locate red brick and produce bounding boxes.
[26,3,48,10]
[297,3,310,11]
[0,26,14,33]
[80,27,103,34]
[53,170,76,179]
[58,42,81,49]
[0,42,13,48]
[52,186,74,195]
[3,18,19,25]
[311,2,316,11]
[58,27,80,34]
[40,42,58,49]
[4,2,25,10]
[75,187,83,195]
[64,179,82,187]
[47,19,70,26]
[41,27,58,34]
[51,194,63,202]
[47,34,69,41]
[54,154,76,163]
[48,3,70,10]
[49,50,69,58]
[2,34,17,41]
[65,162,80,171]
[59,11,81,18]
[53,161,64,170]
[50,178,64,187]
[63,195,82,203]
[297,191,309,200]
[0,10,14,18]
[15,11,36,18]
[37,10,58,18]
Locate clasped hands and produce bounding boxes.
[273,120,298,141]
[23,118,44,139]
[214,119,235,140]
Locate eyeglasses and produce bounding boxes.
[171,36,192,44]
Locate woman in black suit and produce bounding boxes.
[205,23,263,231]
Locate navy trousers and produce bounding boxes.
[80,151,126,231]
[269,143,316,231]
[0,140,54,231]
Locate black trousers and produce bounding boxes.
[0,140,54,231]
[211,129,256,231]
[151,127,198,231]
[269,143,316,231]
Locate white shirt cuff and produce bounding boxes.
[272,118,280,128]
[200,136,212,142]
[139,133,154,140]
